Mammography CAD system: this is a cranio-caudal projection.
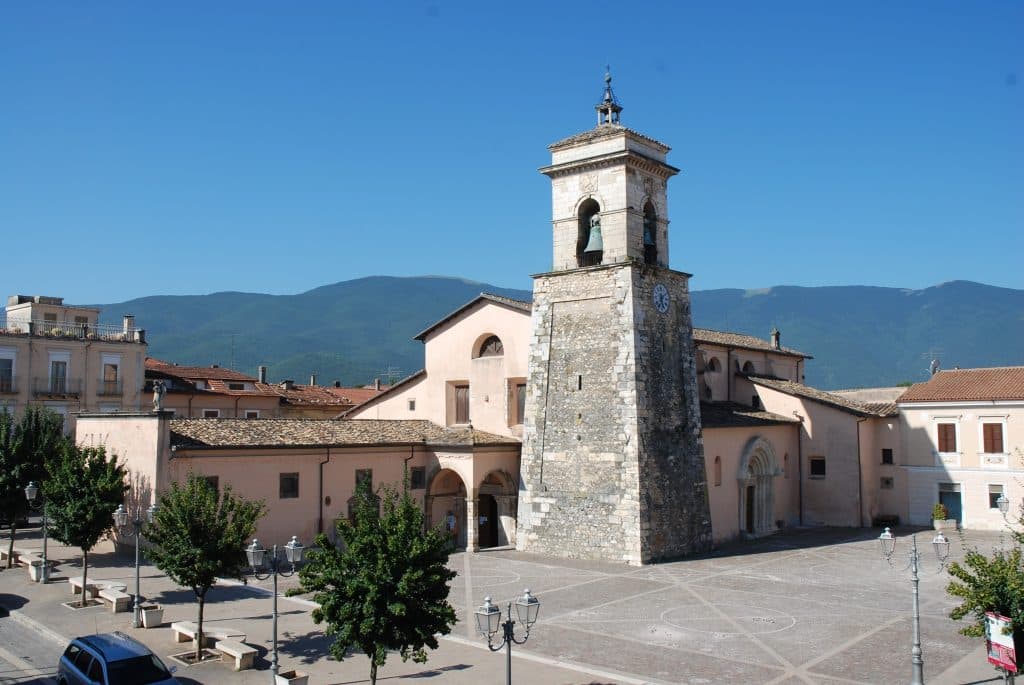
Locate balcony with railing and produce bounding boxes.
[0,315,145,344]
[97,379,123,396]
[33,376,83,397]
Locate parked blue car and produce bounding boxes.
[57,632,179,685]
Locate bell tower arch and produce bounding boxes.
[517,72,712,565]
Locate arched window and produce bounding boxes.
[577,199,602,267]
[477,335,503,357]
[742,361,756,374]
[713,456,722,487]
[706,357,721,373]
[643,201,658,265]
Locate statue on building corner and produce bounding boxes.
[152,380,166,411]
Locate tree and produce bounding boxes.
[43,444,127,607]
[0,407,68,568]
[295,479,457,685]
[145,474,264,662]
[946,506,1024,639]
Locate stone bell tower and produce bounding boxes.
[516,73,712,565]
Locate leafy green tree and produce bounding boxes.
[43,444,127,607]
[295,479,457,685]
[946,506,1024,638]
[0,407,68,568]
[145,474,264,662]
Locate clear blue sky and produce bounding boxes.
[2,1,1021,303]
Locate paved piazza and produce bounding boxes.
[446,527,988,684]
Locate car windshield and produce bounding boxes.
[106,654,172,684]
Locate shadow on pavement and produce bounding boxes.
[278,628,336,665]
[0,592,29,614]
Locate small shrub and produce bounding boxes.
[932,503,948,520]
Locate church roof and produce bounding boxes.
[548,124,670,152]
[898,366,1024,403]
[700,401,799,428]
[693,328,812,359]
[169,418,518,450]
[748,376,891,417]
[413,293,531,341]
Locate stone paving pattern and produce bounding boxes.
[0,525,1009,684]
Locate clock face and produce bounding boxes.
[653,284,670,313]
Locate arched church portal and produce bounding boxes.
[477,470,517,548]
[425,469,467,549]
[737,436,780,537]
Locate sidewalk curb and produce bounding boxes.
[5,607,69,647]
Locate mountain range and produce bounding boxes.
[93,277,1024,391]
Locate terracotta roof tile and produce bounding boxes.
[146,358,258,382]
[748,376,884,417]
[694,329,811,359]
[548,124,670,152]
[170,418,518,449]
[700,401,800,428]
[898,367,1024,402]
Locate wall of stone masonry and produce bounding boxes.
[517,262,712,564]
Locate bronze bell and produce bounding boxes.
[583,215,604,253]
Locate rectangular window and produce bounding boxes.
[809,456,826,478]
[881,448,893,465]
[0,358,13,392]
[751,394,760,409]
[244,410,260,419]
[227,382,244,390]
[455,384,470,424]
[356,468,373,490]
[880,477,894,490]
[73,315,88,325]
[408,398,416,411]
[49,360,67,394]
[989,484,1005,509]
[203,476,220,494]
[203,409,220,418]
[279,472,299,499]
[43,313,57,322]
[410,466,425,490]
[516,383,527,424]
[937,423,957,453]
[983,423,1004,454]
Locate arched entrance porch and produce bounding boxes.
[737,436,781,538]
[425,468,467,549]
[477,470,517,548]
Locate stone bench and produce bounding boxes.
[68,576,127,599]
[98,587,132,613]
[216,640,257,671]
[171,621,246,647]
[0,547,30,564]
[17,552,41,567]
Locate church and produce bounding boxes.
[78,76,904,565]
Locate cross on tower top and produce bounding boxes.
[595,66,622,126]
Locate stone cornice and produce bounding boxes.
[539,150,679,180]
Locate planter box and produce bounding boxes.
[140,605,164,628]
[275,670,309,685]
[933,518,957,532]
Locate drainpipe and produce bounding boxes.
[794,411,804,526]
[234,395,240,418]
[726,348,733,402]
[318,448,332,535]
[856,417,867,528]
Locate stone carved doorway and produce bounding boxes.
[738,437,780,538]
[478,470,517,548]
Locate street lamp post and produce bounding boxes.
[246,536,305,682]
[23,481,48,583]
[879,527,951,685]
[475,589,540,685]
[113,503,157,629]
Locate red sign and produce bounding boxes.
[986,612,1018,674]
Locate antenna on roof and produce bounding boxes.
[377,365,403,386]
[921,348,944,377]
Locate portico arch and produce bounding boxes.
[425,468,468,549]
[477,470,517,548]
[737,436,781,537]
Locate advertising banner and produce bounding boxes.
[986,612,1018,674]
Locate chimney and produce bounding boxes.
[310,373,317,387]
[770,327,780,350]
[334,380,341,388]
[122,314,135,335]
[258,365,268,383]
[375,378,381,391]
[280,379,294,391]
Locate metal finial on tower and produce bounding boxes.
[596,66,622,126]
